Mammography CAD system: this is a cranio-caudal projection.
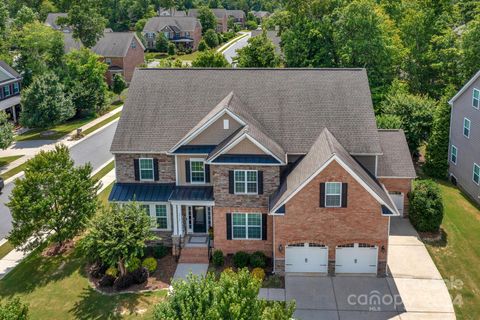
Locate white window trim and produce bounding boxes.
[141,203,171,231]
[190,158,206,184]
[463,118,471,138]
[231,212,262,240]
[473,163,480,185]
[325,182,342,208]
[12,82,19,94]
[450,145,457,165]
[3,85,10,97]
[139,157,154,181]
[473,88,480,109]
[234,169,258,195]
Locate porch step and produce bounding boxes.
[179,247,209,264]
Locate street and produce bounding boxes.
[222,32,251,64]
[0,122,118,239]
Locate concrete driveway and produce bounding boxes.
[285,217,456,320]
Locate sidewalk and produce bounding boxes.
[0,107,122,175]
[216,31,250,53]
[0,167,116,280]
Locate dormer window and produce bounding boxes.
[190,159,205,183]
[223,119,229,129]
[473,88,479,109]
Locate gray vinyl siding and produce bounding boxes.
[449,76,480,203]
[354,155,377,176]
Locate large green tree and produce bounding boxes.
[235,31,281,67]
[7,145,98,251]
[13,5,38,29]
[80,202,155,276]
[197,6,217,34]
[0,111,14,150]
[60,0,107,48]
[192,50,229,67]
[460,16,480,81]
[20,72,75,128]
[64,48,108,115]
[155,33,169,52]
[203,29,219,48]
[154,269,295,320]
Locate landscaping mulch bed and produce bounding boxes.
[90,254,178,294]
[42,240,76,257]
[419,229,445,243]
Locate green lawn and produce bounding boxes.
[98,182,114,207]
[0,241,14,260]
[0,247,167,319]
[92,161,115,182]
[175,50,201,61]
[425,181,480,320]
[15,116,96,141]
[0,155,23,168]
[0,161,28,180]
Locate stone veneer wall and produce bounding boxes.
[115,153,176,183]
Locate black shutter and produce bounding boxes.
[262,214,267,240]
[319,183,325,207]
[258,171,263,194]
[341,183,348,208]
[228,171,234,194]
[153,158,159,181]
[205,164,210,183]
[134,159,140,181]
[185,160,190,183]
[226,213,232,240]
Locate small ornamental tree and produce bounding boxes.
[168,42,176,56]
[0,111,14,150]
[80,202,155,276]
[20,72,75,129]
[204,29,219,48]
[112,74,126,100]
[192,50,229,67]
[409,180,444,232]
[154,269,295,320]
[198,40,208,51]
[7,145,98,252]
[155,33,169,52]
[0,298,29,320]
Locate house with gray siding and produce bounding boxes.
[448,70,480,203]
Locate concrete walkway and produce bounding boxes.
[173,263,208,281]
[0,106,122,173]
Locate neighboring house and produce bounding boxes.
[44,12,70,32]
[251,11,270,20]
[188,9,228,33]
[0,61,22,123]
[251,29,282,56]
[63,32,145,84]
[159,7,187,16]
[227,10,246,27]
[448,70,480,204]
[143,16,202,51]
[109,69,415,276]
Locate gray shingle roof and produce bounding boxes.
[45,13,67,30]
[111,68,382,155]
[64,32,144,57]
[0,61,21,84]
[143,16,200,32]
[188,9,227,19]
[269,128,397,214]
[377,130,416,178]
[227,10,246,19]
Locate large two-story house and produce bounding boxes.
[0,61,22,123]
[448,70,480,204]
[109,69,415,276]
[143,16,202,51]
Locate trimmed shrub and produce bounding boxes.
[198,40,208,51]
[142,257,158,273]
[233,251,250,268]
[126,257,141,272]
[168,43,176,56]
[222,267,234,275]
[114,273,134,291]
[105,266,118,278]
[204,29,219,48]
[131,267,149,284]
[409,179,444,232]
[152,244,168,259]
[99,274,115,287]
[212,249,224,267]
[251,267,265,281]
[249,251,266,268]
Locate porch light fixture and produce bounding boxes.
[381,245,385,253]
[278,244,283,252]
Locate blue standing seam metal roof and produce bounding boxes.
[212,154,280,164]
[172,145,217,154]
[108,183,214,202]
[170,186,214,201]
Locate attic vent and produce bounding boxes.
[223,119,229,130]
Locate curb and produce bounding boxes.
[217,32,250,54]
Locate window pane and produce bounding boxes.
[248,226,261,239]
[141,205,150,215]
[326,183,341,194]
[248,214,261,226]
[235,182,245,193]
[326,195,341,207]
[247,171,257,182]
[140,169,153,180]
[140,159,153,169]
[233,226,246,238]
[156,205,167,217]
[233,213,246,225]
[247,182,257,193]
[156,217,168,229]
[235,171,245,182]
[139,159,154,180]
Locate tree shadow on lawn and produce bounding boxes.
[0,246,81,297]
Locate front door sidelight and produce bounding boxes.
[193,206,206,233]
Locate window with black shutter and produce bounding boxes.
[262,214,267,240]
[134,159,140,181]
[228,171,234,194]
[226,213,232,240]
[258,171,263,194]
[319,183,325,207]
[185,160,190,182]
[153,158,159,181]
[205,164,210,183]
[341,183,348,207]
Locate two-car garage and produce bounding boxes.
[285,242,378,275]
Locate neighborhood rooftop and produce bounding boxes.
[111,68,382,155]
[63,32,144,57]
[0,61,21,84]
[143,16,200,32]
[377,129,417,178]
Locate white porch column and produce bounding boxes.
[177,205,184,236]
[172,204,179,236]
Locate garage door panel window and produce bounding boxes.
[232,213,261,239]
[325,182,342,207]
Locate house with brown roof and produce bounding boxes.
[0,61,22,123]
[63,32,145,84]
[109,68,415,276]
[188,9,228,33]
[227,10,246,27]
[143,16,202,51]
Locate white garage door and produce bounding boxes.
[285,243,328,273]
[335,243,378,274]
[389,192,404,216]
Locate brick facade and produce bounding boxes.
[115,153,175,183]
[211,165,280,208]
[273,160,390,276]
[103,36,145,85]
[379,177,413,216]
[213,206,273,256]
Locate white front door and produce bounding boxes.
[335,243,378,274]
[389,192,404,216]
[285,243,328,273]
